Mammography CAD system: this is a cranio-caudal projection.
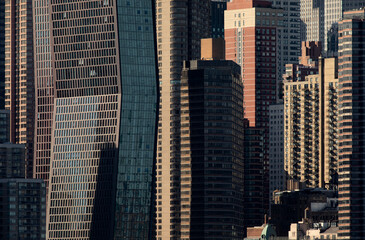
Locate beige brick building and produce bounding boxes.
[155,1,211,239]
[5,0,35,178]
[284,58,338,189]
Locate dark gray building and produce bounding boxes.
[338,9,365,239]
[0,109,10,144]
[0,143,25,179]
[0,108,25,179]
[180,60,244,239]
[211,0,230,38]
[0,179,46,240]
[243,123,265,233]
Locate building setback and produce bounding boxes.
[338,9,365,240]
[46,0,158,239]
[155,1,210,239]
[5,0,35,179]
[180,59,244,239]
[284,57,338,189]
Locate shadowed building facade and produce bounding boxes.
[211,0,230,39]
[46,0,158,239]
[180,60,244,239]
[338,9,365,240]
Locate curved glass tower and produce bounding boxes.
[45,0,158,239]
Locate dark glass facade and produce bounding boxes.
[46,0,157,239]
[113,0,157,239]
[211,0,227,39]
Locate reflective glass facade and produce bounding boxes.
[113,0,157,239]
[46,0,157,239]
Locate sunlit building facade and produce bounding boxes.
[5,0,35,179]
[284,58,338,189]
[46,1,158,239]
[33,0,54,194]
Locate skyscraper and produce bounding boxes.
[338,9,365,240]
[225,0,284,216]
[300,0,365,53]
[33,0,54,193]
[243,124,265,229]
[269,104,285,198]
[156,1,210,239]
[211,0,230,39]
[270,0,301,75]
[5,0,35,179]
[0,1,5,109]
[46,1,158,239]
[300,0,323,43]
[284,57,338,189]
[225,1,283,127]
[180,59,244,239]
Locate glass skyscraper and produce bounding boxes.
[44,1,158,239]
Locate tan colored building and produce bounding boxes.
[201,38,225,60]
[5,0,35,178]
[284,58,338,189]
[155,1,211,239]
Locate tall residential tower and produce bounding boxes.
[338,9,365,239]
[156,1,210,239]
[46,1,158,239]
[180,59,244,239]
[5,0,35,178]
[284,57,338,189]
[33,0,54,193]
